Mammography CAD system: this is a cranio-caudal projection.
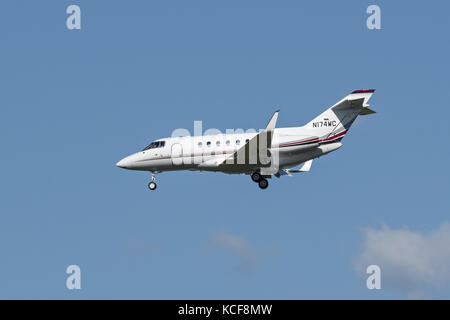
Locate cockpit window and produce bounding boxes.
[142,141,165,151]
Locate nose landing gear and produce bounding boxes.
[148,173,157,190]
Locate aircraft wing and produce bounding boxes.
[218,110,279,168]
[197,154,233,169]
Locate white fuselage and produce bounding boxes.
[116,126,343,174]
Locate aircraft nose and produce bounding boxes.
[116,157,131,169]
[116,153,141,170]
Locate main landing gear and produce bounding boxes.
[251,172,269,190]
[148,173,157,191]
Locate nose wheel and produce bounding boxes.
[148,173,157,191]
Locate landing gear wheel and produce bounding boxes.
[258,178,268,190]
[148,181,157,190]
[251,172,262,183]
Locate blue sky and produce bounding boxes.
[1,0,450,299]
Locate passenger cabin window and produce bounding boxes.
[226,140,230,146]
[216,141,220,146]
[206,141,211,147]
[236,140,240,145]
[198,142,202,147]
[142,140,165,151]
[245,139,249,143]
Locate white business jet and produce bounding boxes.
[116,89,375,190]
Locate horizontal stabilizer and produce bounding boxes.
[275,160,313,177]
[351,89,375,94]
[359,108,376,115]
[299,159,313,172]
[289,160,313,173]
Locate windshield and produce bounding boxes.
[142,141,165,151]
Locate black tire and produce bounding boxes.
[258,178,268,189]
[251,172,262,183]
[148,181,157,190]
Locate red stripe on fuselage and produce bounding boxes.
[320,130,347,142]
[278,130,347,148]
[279,137,319,147]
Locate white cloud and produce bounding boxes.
[355,222,450,296]
[211,231,256,264]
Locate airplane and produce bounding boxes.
[116,89,376,190]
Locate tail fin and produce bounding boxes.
[305,89,376,140]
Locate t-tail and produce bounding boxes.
[305,89,376,142]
